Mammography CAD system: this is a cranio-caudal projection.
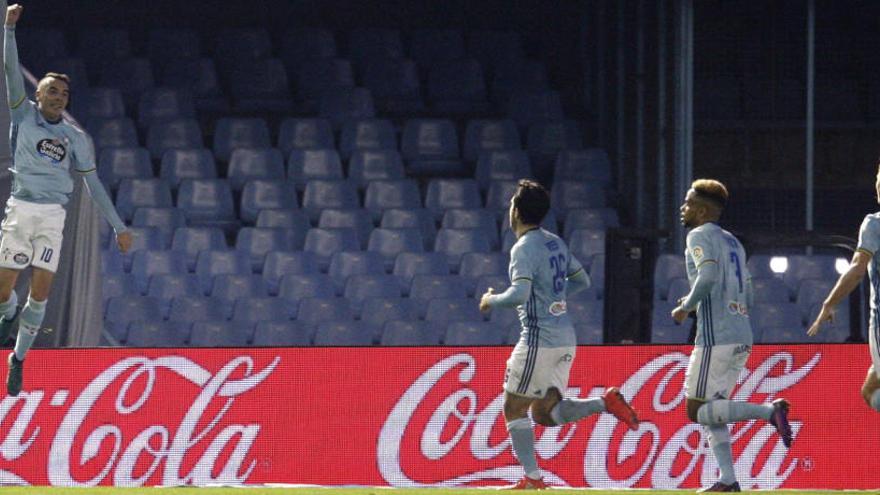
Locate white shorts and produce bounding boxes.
[504,343,576,399]
[0,197,66,273]
[685,343,751,401]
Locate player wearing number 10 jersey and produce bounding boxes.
[478,179,639,490]
[671,179,793,492]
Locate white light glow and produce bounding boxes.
[835,257,849,275]
[769,256,788,274]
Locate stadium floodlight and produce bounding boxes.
[769,256,788,274]
[835,257,849,275]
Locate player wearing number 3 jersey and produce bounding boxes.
[478,179,639,490]
[672,179,792,492]
[0,4,131,397]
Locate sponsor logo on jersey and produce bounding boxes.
[727,301,748,316]
[691,246,704,262]
[37,138,67,163]
[549,300,567,316]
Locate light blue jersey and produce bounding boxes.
[509,228,586,348]
[857,213,880,340]
[685,223,753,347]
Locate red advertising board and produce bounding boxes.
[0,344,876,488]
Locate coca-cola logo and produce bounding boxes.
[379,351,819,489]
[0,354,279,486]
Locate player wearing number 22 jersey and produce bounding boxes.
[672,179,792,493]
[478,179,638,490]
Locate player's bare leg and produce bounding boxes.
[861,366,880,411]
[503,392,547,490]
[7,267,53,396]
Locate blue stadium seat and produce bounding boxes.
[409,274,467,302]
[213,118,271,162]
[427,58,488,115]
[410,29,464,68]
[445,321,504,345]
[361,58,423,116]
[262,251,322,295]
[176,179,237,229]
[160,58,227,111]
[105,295,163,325]
[231,297,290,322]
[568,299,604,339]
[368,228,424,270]
[303,228,362,271]
[236,227,303,272]
[364,180,422,221]
[104,320,128,344]
[752,277,792,304]
[214,28,272,71]
[328,251,388,293]
[146,118,204,160]
[381,320,442,346]
[279,275,337,302]
[568,229,606,264]
[287,149,344,190]
[509,91,564,130]
[146,274,203,313]
[491,59,550,106]
[147,28,201,61]
[252,321,314,346]
[434,228,492,271]
[227,148,285,191]
[424,179,482,220]
[168,296,230,322]
[459,252,508,295]
[784,255,839,293]
[318,87,376,130]
[464,120,521,163]
[588,254,606,296]
[297,297,354,329]
[77,29,131,73]
[313,320,375,346]
[796,279,836,317]
[295,58,355,108]
[653,254,687,300]
[98,58,155,107]
[130,249,190,295]
[343,274,402,312]
[665,277,691,304]
[229,58,293,113]
[442,209,499,250]
[113,227,168,272]
[485,180,519,211]
[194,250,251,295]
[126,321,190,347]
[190,321,252,347]
[473,275,509,301]
[301,180,360,221]
[751,303,803,338]
[88,117,138,151]
[255,209,311,231]
[360,298,420,328]
[116,179,173,221]
[401,119,460,161]
[555,149,612,185]
[319,209,375,250]
[277,118,334,156]
[425,298,483,323]
[98,147,153,191]
[80,88,125,120]
[103,273,138,303]
[131,207,186,243]
[381,208,436,249]
[240,180,298,225]
[211,274,269,303]
[171,227,228,271]
[348,150,405,189]
[137,88,196,130]
[467,31,524,72]
[552,181,607,213]
[528,120,585,172]
[564,208,620,239]
[348,28,404,69]
[159,148,217,188]
[339,119,397,160]
[280,28,337,72]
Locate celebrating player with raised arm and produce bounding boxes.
[807,165,880,413]
[0,4,131,396]
[478,179,639,490]
[671,179,792,492]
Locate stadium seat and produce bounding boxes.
[653,254,687,300]
[368,228,425,270]
[236,227,303,271]
[564,208,620,239]
[665,277,691,304]
[126,321,190,347]
[491,59,550,106]
[555,149,612,185]
[147,28,201,61]
[296,297,354,329]
[343,274,402,312]
[77,28,131,72]
[189,321,251,347]
[105,295,163,325]
[425,298,484,324]
[262,251,322,295]
[88,117,138,151]
[568,299,604,337]
[103,273,138,302]
[527,120,585,173]
[434,228,492,271]
[146,274,203,312]
[147,118,204,160]
[313,320,375,346]
[508,91,564,130]
[410,29,464,68]
[427,58,488,115]
[252,321,314,346]
[348,28,404,69]
[130,249,188,294]
[159,148,217,188]
[752,277,792,304]
[98,147,153,191]
[229,58,293,113]
[445,321,505,345]
[194,250,252,295]
[328,251,388,293]
[137,88,196,130]
[318,87,376,130]
[230,297,291,322]
[279,274,337,302]
[212,118,271,163]
[319,209,375,250]
[381,320,442,346]
[240,180,299,225]
[347,150,405,190]
[568,229,606,264]
[796,279,837,317]
[103,320,128,344]
[463,119,521,163]
[168,296,230,322]
[131,207,186,243]
[381,209,436,249]
[295,58,355,108]
[279,28,337,72]
[361,58,423,116]
[400,119,460,161]
[255,209,311,231]
[360,298,420,328]
[409,274,467,302]
[98,57,155,106]
[171,227,228,271]
[80,88,126,120]
[301,180,360,222]
[485,180,520,211]
[806,303,851,343]
[475,150,532,192]
[339,119,397,160]
[751,303,803,337]
[364,180,422,221]
[214,28,273,71]
[288,149,344,190]
[176,179,237,229]
[227,148,285,191]
[115,179,173,221]
[424,179,482,220]
[303,227,362,271]
[784,255,839,293]
[552,181,607,213]
[442,209,499,250]
[277,118,334,156]
[473,275,511,302]
[459,252,508,295]
[160,58,227,111]
[391,252,448,295]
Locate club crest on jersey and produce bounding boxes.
[691,246,704,261]
[549,300,567,316]
[36,138,67,163]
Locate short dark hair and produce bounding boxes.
[691,178,729,210]
[43,72,70,84]
[512,179,550,226]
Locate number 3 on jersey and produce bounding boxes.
[549,254,566,294]
[729,251,743,292]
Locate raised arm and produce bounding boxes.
[4,5,27,118]
[807,250,870,336]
